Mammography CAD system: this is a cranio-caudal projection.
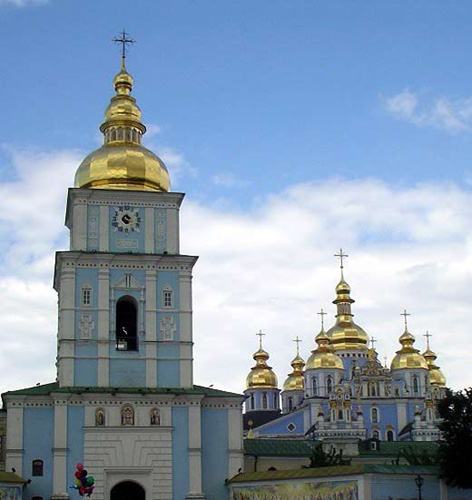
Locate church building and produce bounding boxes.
[2,46,244,500]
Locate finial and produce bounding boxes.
[384,356,388,368]
[293,336,302,356]
[424,331,432,350]
[370,336,377,350]
[317,308,327,330]
[334,248,349,278]
[256,329,265,350]
[113,29,136,71]
[400,309,411,331]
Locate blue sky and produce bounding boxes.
[1,0,472,394]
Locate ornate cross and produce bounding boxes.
[256,329,265,349]
[370,336,377,350]
[401,309,411,330]
[293,336,302,356]
[334,248,349,270]
[113,29,136,61]
[424,331,432,350]
[317,308,327,329]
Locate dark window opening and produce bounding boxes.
[262,392,267,409]
[32,459,43,476]
[116,296,138,351]
[288,397,293,412]
[387,430,394,441]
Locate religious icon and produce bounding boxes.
[150,408,160,426]
[121,405,134,426]
[95,408,105,427]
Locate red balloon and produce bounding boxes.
[75,471,81,479]
[76,463,84,471]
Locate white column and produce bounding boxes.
[98,205,109,252]
[179,270,193,388]
[5,404,23,475]
[227,407,244,479]
[397,402,407,431]
[71,200,87,251]
[145,269,157,387]
[58,266,76,387]
[52,401,69,499]
[166,208,179,254]
[144,207,155,253]
[187,405,205,499]
[97,268,110,387]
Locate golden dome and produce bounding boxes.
[282,354,305,392]
[74,59,170,192]
[305,328,344,370]
[246,347,278,389]
[326,276,368,351]
[391,328,428,370]
[423,347,446,387]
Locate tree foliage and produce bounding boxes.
[304,443,351,468]
[398,445,438,466]
[436,387,472,488]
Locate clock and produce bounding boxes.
[112,206,141,233]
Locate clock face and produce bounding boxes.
[112,206,141,233]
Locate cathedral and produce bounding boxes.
[2,48,244,500]
[243,254,446,447]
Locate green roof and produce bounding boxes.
[3,382,242,398]
[229,465,439,483]
[244,439,317,457]
[0,472,26,484]
[358,440,439,457]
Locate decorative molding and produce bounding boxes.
[79,314,95,340]
[160,316,176,341]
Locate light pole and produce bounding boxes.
[415,474,424,500]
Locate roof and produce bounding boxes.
[0,471,27,484]
[229,465,439,483]
[243,410,281,430]
[358,440,438,457]
[2,382,242,399]
[244,439,316,457]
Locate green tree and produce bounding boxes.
[303,443,351,468]
[398,445,438,466]
[436,388,472,488]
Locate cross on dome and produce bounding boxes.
[317,308,327,329]
[370,336,377,350]
[293,336,302,356]
[256,329,265,349]
[424,331,433,350]
[401,309,411,331]
[334,248,349,270]
[113,29,136,67]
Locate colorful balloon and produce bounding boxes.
[76,462,84,471]
[86,477,94,486]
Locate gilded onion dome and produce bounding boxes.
[306,326,344,370]
[246,344,278,389]
[391,328,428,371]
[283,349,305,392]
[423,346,446,387]
[326,276,369,351]
[74,57,170,192]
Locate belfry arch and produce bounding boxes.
[110,480,145,500]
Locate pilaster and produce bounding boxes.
[145,268,157,387]
[227,407,244,479]
[97,268,110,386]
[58,266,76,387]
[187,405,205,499]
[5,404,23,476]
[52,400,69,499]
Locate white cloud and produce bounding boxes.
[1,148,471,398]
[145,123,162,139]
[384,89,472,132]
[0,0,48,6]
[211,173,249,188]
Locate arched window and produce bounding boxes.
[117,127,123,140]
[250,393,255,410]
[326,376,333,394]
[116,296,138,351]
[413,376,419,393]
[372,430,380,439]
[394,387,400,397]
[312,377,318,396]
[150,408,160,426]
[95,408,105,426]
[288,397,293,412]
[273,393,277,408]
[371,407,379,423]
[32,459,43,476]
[125,128,131,142]
[262,392,268,409]
[121,405,135,426]
[387,430,394,441]
[338,409,344,420]
[111,129,117,141]
[346,408,351,422]
[369,382,377,397]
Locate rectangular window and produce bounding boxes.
[163,290,173,308]
[82,288,91,306]
[32,459,43,476]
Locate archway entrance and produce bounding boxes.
[110,481,145,500]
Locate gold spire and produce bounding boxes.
[246,330,278,389]
[306,309,344,370]
[422,332,446,387]
[390,311,428,370]
[282,337,305,391]
[74,32,170,192]
[326,250,368,351]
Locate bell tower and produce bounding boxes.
[54,46,197,389]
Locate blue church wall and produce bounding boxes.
[157,271,180,308]
[371,475,439,500]
[109,206,145,254]
[156,345,180,387]
[201,408,229,500]
[171,407,189,500]
[154,208,167,253]
[66,406,85,490]
[248,389,279,411]
[256,408,305,436]
[22,408,54,500]
[363,402,398,438]
[74,358,98,386]
[109,359,146,387]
